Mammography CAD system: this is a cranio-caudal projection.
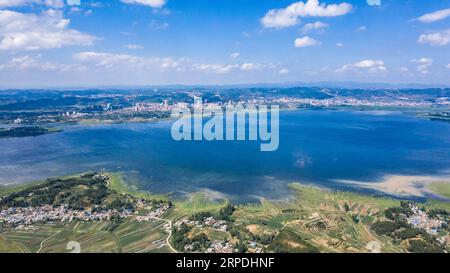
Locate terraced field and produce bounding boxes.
[0,217,170,253]
[232,184,419,253]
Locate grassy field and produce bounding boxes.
[175,192,228,214]
[0,181,45,198]
[107,172,169,201]
[160,192,230,224]
[427,182,450,199]
[0,173,86,198]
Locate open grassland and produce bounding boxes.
[427,182,450,199]
[173,192,229,217]
[189,227,229,242]
[107,172,169,202]
[0,181,45,198]
[0,173,89,198]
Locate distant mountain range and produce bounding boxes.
[1,81,449,91]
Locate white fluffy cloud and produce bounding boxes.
[336,59,387,73]
[240,63,263,71]
[193,63,239,74]
[0,45,280,77]
[417,9,450,23]
[74,51,180,70]
[355,26,367,32]
[74,51,142,67]
[278,68,289,74]
[0,54,83,72]
[261,0,352,28]
[0,55,54,71]
[447,64,450,69]
[294,36,321,47]
[74,51,279,75]
[418,29,450,46]
[125,44,144,50]
[301,21,328,34]
[229,52,240,59]
[367,0,380,6]
[0,0,64,8]
[412,58,433,74]
[120,0,166,8]
[193,62,274,74]
[0,9,97,50]
[149,20,169,30]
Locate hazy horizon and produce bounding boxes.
[1,80,450,91]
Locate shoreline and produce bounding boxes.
[334,174,450,200]
[2,170,450,205]
[111,172,450,206]
[2,105,437,129]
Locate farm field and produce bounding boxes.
[0,218,169,253]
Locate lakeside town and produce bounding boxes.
[0,201,172,227]
[1,88,449,127]
[406,203,447,236]
[0,173,170,227]
[0,205,132,226]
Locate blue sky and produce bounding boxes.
[0,0,449,87]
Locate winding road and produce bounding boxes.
[151,216,178,253]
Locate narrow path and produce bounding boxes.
[106,174,177,253]
[37,230,62,253]
[73,221,80,230]
[271,222,289,243]
[151,216,178,253]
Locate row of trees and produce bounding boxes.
[188,204,236,223]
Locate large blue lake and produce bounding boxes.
[1,110,450,201]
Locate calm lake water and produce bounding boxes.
[1,110,450,201]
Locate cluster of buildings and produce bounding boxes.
[61,111,88,118]
[406,204,447,235]
[118,95,441,117]
[127,101,171,113]
[135,203,171,221]
[175,216,228,232]
[0,205,132,226]
[123,99,250,115]
[203,216,228,231]
[273,96,436,108]
[247,241,263,253]
[206,241,235,253]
